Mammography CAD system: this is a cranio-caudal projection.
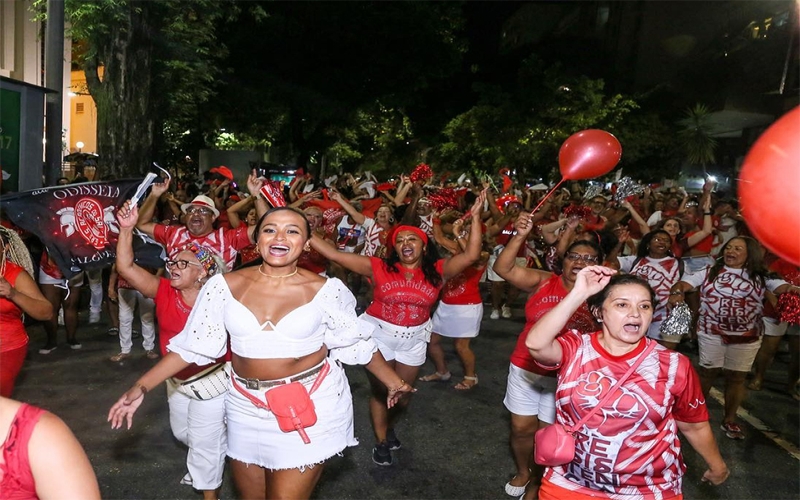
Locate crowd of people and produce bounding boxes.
[1,163,799,499]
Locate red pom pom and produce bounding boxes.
[563,205,593,220]
[777,292,800,325]
[428,188,460,210]
[410,163,433,183]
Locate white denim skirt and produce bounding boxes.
[431,302,483,338]
[225,360,358,471]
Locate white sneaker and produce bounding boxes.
[501,305,512,318]
[89,311,101,324]
[490,309,500,320]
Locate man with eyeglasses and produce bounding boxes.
[136,177,267,271]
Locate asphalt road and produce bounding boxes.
[12,298,800,500]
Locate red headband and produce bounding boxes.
[391,225,428,246]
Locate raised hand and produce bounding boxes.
[470,188,487,218]
[573,266,616,298]
[116,201,139,229]
[513,212,535,237]
[150,178,171,198]
[247,171,264,197]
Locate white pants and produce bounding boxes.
[118,288,156,353]
[166,381,227,490]
[86,269,103,315]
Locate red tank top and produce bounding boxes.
[0,403,44,499]
[509,274,598,374]
[496,222,525,257]
[365,257,444,326]
[441,265,485,305]
[0,263,27,352]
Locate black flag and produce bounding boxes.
[0,179,165,279]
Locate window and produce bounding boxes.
[76,102,84,114]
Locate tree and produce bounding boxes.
[208,1,466,173]
[38,0,239,177]
[677,103,718,169]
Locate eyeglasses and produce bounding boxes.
[185,207,214,216]
[565,252,600,264]
[166,259,201,270]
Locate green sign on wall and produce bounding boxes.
[0,88,22,192]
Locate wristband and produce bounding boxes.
[669,290,684,296]
[136,383,149,395]
[389,380,407,393]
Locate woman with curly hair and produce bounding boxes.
[309,191,486,466]
[0,226,52,396]
[669,236,800,440]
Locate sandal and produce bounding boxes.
[107,327,119,336]
[419,371,451,382]
[455,375,478,390]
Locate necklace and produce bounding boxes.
[258,265,299,279]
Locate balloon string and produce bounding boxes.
[529,178,566,218]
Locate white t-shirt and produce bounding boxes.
[336,217,365,253]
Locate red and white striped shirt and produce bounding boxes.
[154,224,251,271]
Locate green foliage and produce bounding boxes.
[677,103,718,167]
[433,60,648,180]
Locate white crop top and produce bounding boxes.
[167,274,378,366]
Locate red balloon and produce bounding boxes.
[558,129,622,180]
[738,106,800,266]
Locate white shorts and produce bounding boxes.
[503,364,557,424]
[645,320,683,344]
[697,330,762,372]
[360,314,431,366]
[682,255,715,275]
[38,268,83,287]
[226,361,357,471]
[763,317,789,337]
[431,302,483,338]
[486,250,527,282]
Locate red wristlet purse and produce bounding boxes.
[534,341,655,467]
[233,362,330,444]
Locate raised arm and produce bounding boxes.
[309,235,374,278]
[331,190,366,225]
[136,178,171,237]
[246,171,270,241]
[116,201,160,298]
[493,212,552,291]
[620,200,651,236]
[685,196,714,248]
[226,195,255,229]
[442,191,485,280]
[392,175,412,207]
[525,266,615,365]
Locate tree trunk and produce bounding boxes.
[83,2,155,179]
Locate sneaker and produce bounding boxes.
[89,311,101,324]
[107,327,119,336]
[110,352,131,362]
[145,350,160,360]
[179,472,192,486]
[721,422,745,440]
[67,340,82,350]
[38,345,57,355]
[372,441,393,466]
[501,305,512,318]
[386,429,402,451]
[490,309,500,320]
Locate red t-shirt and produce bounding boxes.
[509,274,597,374]
[545,331,708,498]
[441,264,485,305]
[297,247,328,274]
[155,278,229,380]
[365,257,444,326]
[154,224,251,271]
[0,403,43,499]
[496,222,525,257]
[0,263,27,352]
